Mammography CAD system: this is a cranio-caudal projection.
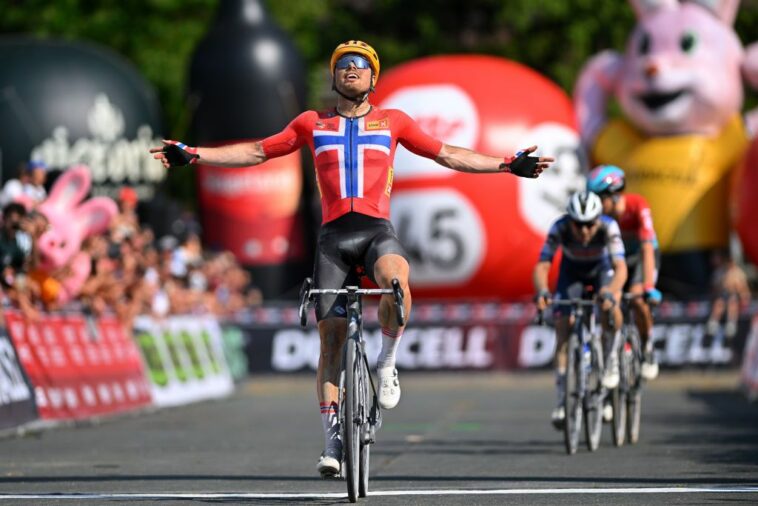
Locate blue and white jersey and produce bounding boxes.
[539,214,625,268]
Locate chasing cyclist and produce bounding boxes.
[533,190,627,428]
[151,40,553,477]
[586,165,661,380]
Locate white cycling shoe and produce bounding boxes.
[317,447,341,478]
[602,353,620,389]
[641,352,659,380]
[378,367,401,409]
[602,401,613,423]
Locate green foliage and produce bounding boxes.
[1,0,757,204]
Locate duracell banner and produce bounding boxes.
[0,37,165,200]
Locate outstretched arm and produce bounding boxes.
[150,140,267,169]
[436,144,553,177]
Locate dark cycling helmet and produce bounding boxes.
[330,40,381,81]
[586,164,625,194]
[567,190,603,222]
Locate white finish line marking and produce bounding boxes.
[1,486,757,500]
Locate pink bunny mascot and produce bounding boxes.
[32,164,118,305]
[574,0,758,295]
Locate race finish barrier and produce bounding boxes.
[0,329,37,430]
[3,309,152,421]
[133,315,233,407]
[230,300,758,373]
[741,315,758,401]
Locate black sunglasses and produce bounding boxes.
[571,219,597,229]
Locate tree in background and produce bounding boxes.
[2,0,756,198]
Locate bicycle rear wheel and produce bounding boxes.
[627,330,643,444]
[344,339,360,503]
[584,335,603,452]
[611,336,631,447]
[564,333,582,455]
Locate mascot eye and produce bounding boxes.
[680,31,697,53]
[638,32,651,55]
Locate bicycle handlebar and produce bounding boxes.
[298,277,406,328]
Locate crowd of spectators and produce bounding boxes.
[0,161,263,324]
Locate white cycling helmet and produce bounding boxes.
[567,190,602,222]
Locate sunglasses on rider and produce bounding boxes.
[599,192,622,203]
[335,54,372,71]
[571,219,597,230]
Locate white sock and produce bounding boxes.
[377,327,402,370]
[320,402,340,452]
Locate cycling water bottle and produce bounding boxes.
[582,342,592,372]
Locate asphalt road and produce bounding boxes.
[0,370,757,505]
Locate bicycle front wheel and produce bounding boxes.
[612,335,632,447]
[584,334,603,452]
[344,339,360,503]
[564,333,582,455]
[358,355,371,498]
[627,329,643,444]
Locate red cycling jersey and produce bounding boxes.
[617,193,658,256]
[261,107,442,224]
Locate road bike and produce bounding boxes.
[299,277,405,502]
[611,293,645,446]
[540,291,606,454]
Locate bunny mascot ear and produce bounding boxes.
[73,198,119,238]
[38,164,91,218]
[628,0,678,18]
[687,0,740,25]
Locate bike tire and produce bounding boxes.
[564,333,582,455]
[611,337,631,447]
[344,340,360,503]
[584,334,603,452]
[627,329,643,444]
[358,356,370,498]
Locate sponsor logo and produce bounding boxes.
[518,322,735,368]
[0,336,32,406]
[30,94,165,187]
[385,166,394,196]
[270,326,493,372]
[379,84,478,180]
[366,118,389,130]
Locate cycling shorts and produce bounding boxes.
[554,258,614,317]
[314,212,407,321]
[624,248,661,291]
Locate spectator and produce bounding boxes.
[707,253,752,340]
[110,186,140,242]
[0,163,31,208]
[0,203,36,319]
[25,160,48,205]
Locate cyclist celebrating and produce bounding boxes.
[151,40,553,477]
[587,165,661,380]
[533,190,627,428]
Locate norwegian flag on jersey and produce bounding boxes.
[313,117,392,198]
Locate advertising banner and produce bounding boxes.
[373,56,584,299]
[234,300,756,373]
[134,315,233,407]
[0,331,37,430]
[4,310,152,420]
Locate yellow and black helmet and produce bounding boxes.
[330,40,380,81]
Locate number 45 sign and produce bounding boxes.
[391,189,485,287]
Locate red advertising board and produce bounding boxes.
[373,55,579,299]
[197,149,305,266]
[4,310,152,420]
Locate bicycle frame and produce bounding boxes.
[298,277,404,501]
